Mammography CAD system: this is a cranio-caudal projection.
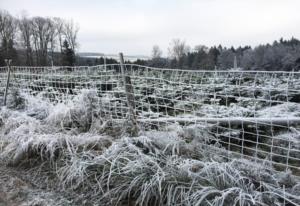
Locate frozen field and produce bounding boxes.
[0,64,300,205]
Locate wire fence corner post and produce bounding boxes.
[3,59,12,106]
[119,52,139,136]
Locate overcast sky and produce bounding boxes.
[1,0,300,56]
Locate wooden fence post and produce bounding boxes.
[3,59,12,106]
[104,55,107,71]
[119,53,139,136]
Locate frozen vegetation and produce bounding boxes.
[0,90,299,206]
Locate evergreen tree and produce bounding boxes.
[61,40,75,66]
[208,46,220,67]
[0,38,18,66]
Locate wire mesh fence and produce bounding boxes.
[1,63,300,175]
[0,66,8,98]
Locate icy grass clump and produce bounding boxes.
[2,119,294,205]
[4,90,52,121]
[20,192,72,206]
[260,127,300,167]
[257,102,300,118]
[196,104,252,118]
[6,89,26,110]
[3,89,107,133]
[0,132,112,166]
[23,92,52,120]
[0,108,35,134]
[0,89,300,205]
[46,89,99,132]
[53,135,300,205]
[0,90,117,167]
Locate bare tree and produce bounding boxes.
[31,17,53,65]
[194,45,209,53]
[0,10,16,42]
[53,17,65,53]
[0,10,18,60]
[1,10,81,66]
[168,39,190,60]
[19,13,34,65]
[64,19,79,52]
[152,45,162,59]
[48,18,58,65]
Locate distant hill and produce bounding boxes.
[77,52,105,57]
[77,52,150,62]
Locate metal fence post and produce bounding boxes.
[119,53,139,136]
[3,59,12,106]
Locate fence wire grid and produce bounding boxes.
[1,64,300,175]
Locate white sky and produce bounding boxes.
[1,0,300,56]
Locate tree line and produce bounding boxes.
[0,10,78,66]
[1,9,300,71]
[147,38,300,71]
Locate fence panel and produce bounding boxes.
[3,64,300,175]
[0,66,8,103]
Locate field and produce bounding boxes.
[0,64,300,205]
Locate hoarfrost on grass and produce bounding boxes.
[0,90,299,205]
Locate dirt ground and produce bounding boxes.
[0,165,71,206]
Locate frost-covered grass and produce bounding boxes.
[0,90,299,206]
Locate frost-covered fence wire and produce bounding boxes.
[0,66,8,102]
[4,64,300,175]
